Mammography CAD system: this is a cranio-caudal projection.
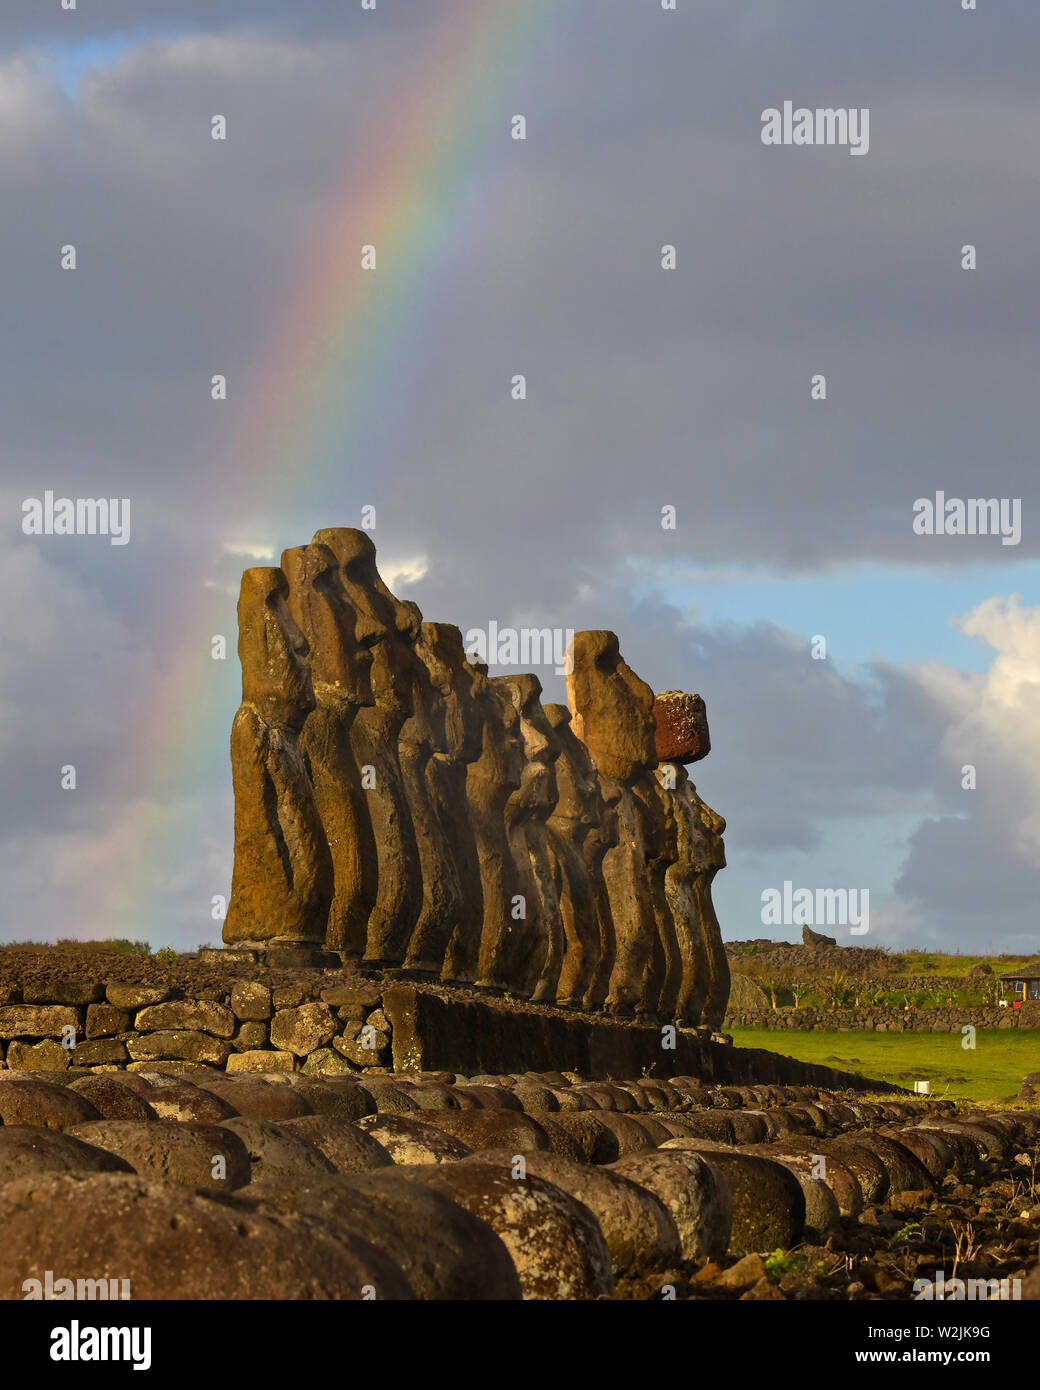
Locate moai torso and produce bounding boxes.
[688,785,729,1030]
[651,689,726,1028]
[398,612,465,977]
[313,528,422,967]
[493,675,563,1002]
[407,623,483,980]
[582,793,620,1011]
[469,679,525,992]
[566,631,660,1016]
[637,773,683,1021]
[543,704,610,1010]
[224,567,333,945]
[657,763,710,1026]
[281,542,379,955]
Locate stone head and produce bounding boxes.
[664,765,726,872]
[565,630,656,782]
[543,703,605,827]
[281,541,376,709]
[398,602,445,751]
[237,566,314,729]
[311,528,421,719]
[471,676,524,792]
[492,674,558,816]
[694,786,726,870]
[418,622,482,764]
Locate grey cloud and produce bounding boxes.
[3,2,1038,945]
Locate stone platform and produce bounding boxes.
[0,949,899,1093]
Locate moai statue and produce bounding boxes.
[224,567,333,945]
[311,528,422,967]
[637,772,684,1021]
[543,704,614,1009]
[492,675,563,1002]
[656,763,710,1026]
[406,622,484,979]
[566,631,661,1017]
[691,788,730,1031]
[653,690,727,1028]
[280,542,379,955]
[582,785,620,1011]
[469,678,526,993]
[397,605,465,978]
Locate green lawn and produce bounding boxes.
[729,1027,1040,1105]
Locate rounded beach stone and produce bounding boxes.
[66,1075,159,1122]
[289,1079,376,1122]
[398,1160,614,1299]
[278,1115,394,1173]
[218,1116,339,1185]
[67,1119,252,1190]
[0,1126,135,1183]
[841,1132,934,1192]
[659,1140,805,1252]
[192,1076,313,1122]
[408,1109,554,1154]
[354,1080,420,1114]
[0,1079,100,1130]
[467,1150,681,1276]
[610,1150,732,1260]
[0,1172,413,1299]
[535,1112,619,1164]
[355,1113,473,1164]
[133,1078,237,1123]
[278,1169,522,1299]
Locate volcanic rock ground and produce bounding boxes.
[0,1063,1034,1300]
[0,949,1036,1301]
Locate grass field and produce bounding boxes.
[896,952,1038,978]
[729,1027,1040,1105]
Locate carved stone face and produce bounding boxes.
[397,601,445,752]
[694,789,726,870]
[281,542,376,708]
[651,775,678,862]
[472,676,524,790]
[237,567,314,729]
[417,622,482,764]
[666,766,726,872]
[544,703,604,826]
[493,674,558,813]
[565,630,656,782]
[312,528,420,720]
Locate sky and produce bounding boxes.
[4,0,1039,956]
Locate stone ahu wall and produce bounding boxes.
[725,1003,1040,1031]
[222,529,730,1029]
[0,970,901,1092]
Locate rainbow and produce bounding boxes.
[111,0,556,942]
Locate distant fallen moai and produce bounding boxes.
[224,530,729,1025]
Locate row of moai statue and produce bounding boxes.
[223,529,730,1028]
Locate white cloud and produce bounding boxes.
[222,541,276,560]
[379,556,429,591]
